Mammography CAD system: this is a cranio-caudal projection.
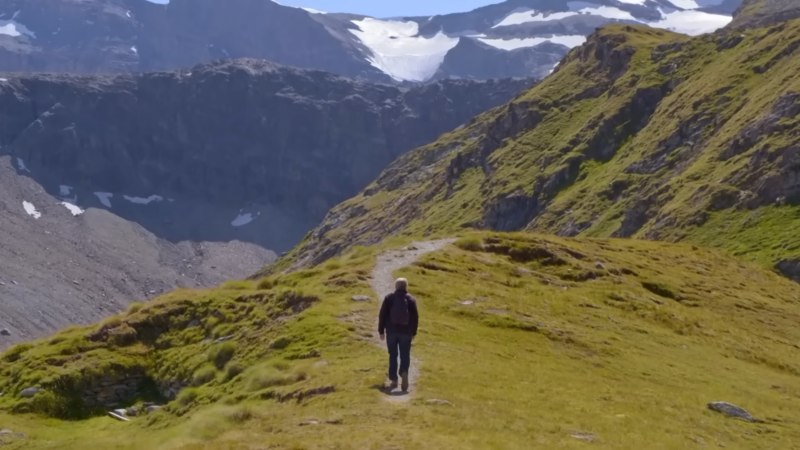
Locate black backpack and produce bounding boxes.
[390,292,410,325]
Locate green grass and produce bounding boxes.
[2,233,800,449]
[282,20,800,281]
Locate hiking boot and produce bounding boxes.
[388,380,399,390]
[400,372,409,392]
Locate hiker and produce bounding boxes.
[378,277,419,391]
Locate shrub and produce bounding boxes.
[226,406,254,423]
[225,362,245,381]
[323,259,342,270]
[257,277,276,290]
[642,281,677,299]
[126,302,145,315]
[2,342,33,362]
[207,341,236,369]
[192,364,218,386]
[221,280,254,290]
[455,236,484,252]
[108,323,138,347]
[244,360,310,392]
[177,387,199,406]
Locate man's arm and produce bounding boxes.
[378,294,391,336]
[409,296,419,337]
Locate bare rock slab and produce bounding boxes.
[707,401,763,422]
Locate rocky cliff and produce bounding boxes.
[0,58,531,346]
[282,20,800,283]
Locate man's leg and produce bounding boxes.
[398,335,412,391]
[386,334,399,385]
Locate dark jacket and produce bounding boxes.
[378,290,419,337]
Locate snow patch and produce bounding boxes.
[126,10,131,18]
[59,185,73,196]
[493,9,579,28]
[479,35,586,50]
[653,9,731,35]
[349,18,459,81]
[301,7,327,14]
[0,78,7,82]
[23,201,41,219]
[131,46,137,54]
[61,202,84,216]
[123,195,163,205]
[669,0,700,8]
[16,157,29,172]
[94,192,113,208]
[0,17,35,38]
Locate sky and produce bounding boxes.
[278,0,500,17]
[146,0,501,18]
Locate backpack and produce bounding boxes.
[389,292,410,325]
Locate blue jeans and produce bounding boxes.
[386,333,412,382]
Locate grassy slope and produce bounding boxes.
[282,21,800,276]
[2,233,800,449]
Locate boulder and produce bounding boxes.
[707,401,762,422]
[19,387,42,398]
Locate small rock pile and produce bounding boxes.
[83,375,146,408]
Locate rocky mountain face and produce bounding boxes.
[1,0,742,83]
[0,59,530,347]
[284,18,800,283]
[728,0,800,29]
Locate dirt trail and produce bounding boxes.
[368,239,455,402]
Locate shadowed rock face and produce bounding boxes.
[0,0,389,81]
[434,39,567,80]
[0,58,532,347]
[0,59,533,241]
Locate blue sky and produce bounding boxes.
[146,0,500,18]
[279,0,500,17]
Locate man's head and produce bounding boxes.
[395,278,408,291]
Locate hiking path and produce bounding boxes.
[368,239,455,402]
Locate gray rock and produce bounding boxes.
[126,406,139,417]
[19,387,42,398]
[113,409,128,416]
[351,295,373,302]
[426,399,453,406]
[0,429,12,434]
[0,328,10,336]
[707,401,762,422]
[146,405,163,414]
[595,261,606,270]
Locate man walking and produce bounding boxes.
[378,277,419,392]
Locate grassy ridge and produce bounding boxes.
[283,21,800,279]
[2,233,800,449]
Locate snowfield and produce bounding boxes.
[479,35,586,50]
[349,18,459,81]
[346,0,733,82]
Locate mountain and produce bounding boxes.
[2,7,800,449]
[0,0,741,82]
[284,17,800,284]
[0,59,530,347]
